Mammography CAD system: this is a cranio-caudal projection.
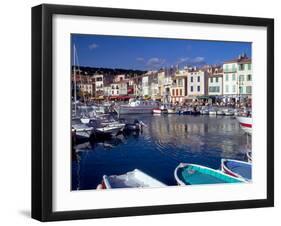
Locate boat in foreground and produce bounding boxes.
[174,163,244,185]
[236,116,252,134]
[98,169,167,189]
[221,159,252,181]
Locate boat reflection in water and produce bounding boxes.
[72,115,250,190]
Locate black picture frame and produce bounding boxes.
[32,4,274,222]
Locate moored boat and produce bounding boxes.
[223,109,235,116]
[174,163,244,185]
[94,123,125,137]
[153,108,168,114]
[114,99,159,115]
[200,107,209,115]
[208,108,217,115]
[167,108,176,114]
[99,169,167,189]
[236,116,252,134]
[216,109,225,115]
[88,117,125,137]
[153,108,162,114]
[72,121,94,141]
[123,119,146,131]
[221,159,251,181]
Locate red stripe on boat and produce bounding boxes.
[240,122,252,128]
[222,165,239,178]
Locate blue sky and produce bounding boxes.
[71,34,251,70]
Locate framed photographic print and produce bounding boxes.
[32,4,274,221]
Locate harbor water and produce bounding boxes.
[72,114,250,190]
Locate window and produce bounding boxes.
[190,76,193,83]
[246,86,252,94]
[239,64,245,71]
[225,74,229,81]
[178,79,183,87]
[225,64,229,72]
[239,75,244,81]
[172,89,175,96]
[112,91,114,94]
[225,85,229,93]
[180,89,182,96]
[197,86,200,92]
[232,64,236,71]
[248,64,251,70]
[210,86,220,93]
[176,89,178,96]
[232,85,236,93]
[197,76,200,82]
[247,74,251,81]
[210,77,213,83]
[232,74,236,81]
[117,91,119,94]
[239,86,243,94]
[216,77,219,83]
[190,86,193,92]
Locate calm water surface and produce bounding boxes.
[71,115,250,190]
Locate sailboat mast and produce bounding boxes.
[73,45,77,115]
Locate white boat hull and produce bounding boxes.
[72,124,93,139]
[236,116,252,134]
[209,111,217,115]
[102,169,166,189]
[167,109,176,114]
[153,109,162,114]
[115,105,156,114]
[95,124,125,136]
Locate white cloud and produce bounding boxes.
[176,56,205,66]
[192,56,205,64]
[88,43,99,50]
[177,57,190,64]
[146,57,165,68]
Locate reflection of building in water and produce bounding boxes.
[146,116,206,144]
[143,116,246,157]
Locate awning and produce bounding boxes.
[91,96,104,100]
[109,96,131,100]
[197,96,211,99]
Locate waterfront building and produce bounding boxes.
[114,74,126,82]
[171,69,188,104]
[72,74,94,97]
[103,86,111,97]
[207,66,223,96]
[141,71,158,99]
[157,71,165,99]
[127,78,135,96]
[163,68,175,103]
[142,75,150,98]
[187,67,208,98]
[223,54,252,102]
[237,57,252,98]
[110,75,129,96]
[110,82,128,96]
[131,76,143,97]
[93,74,104,97]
